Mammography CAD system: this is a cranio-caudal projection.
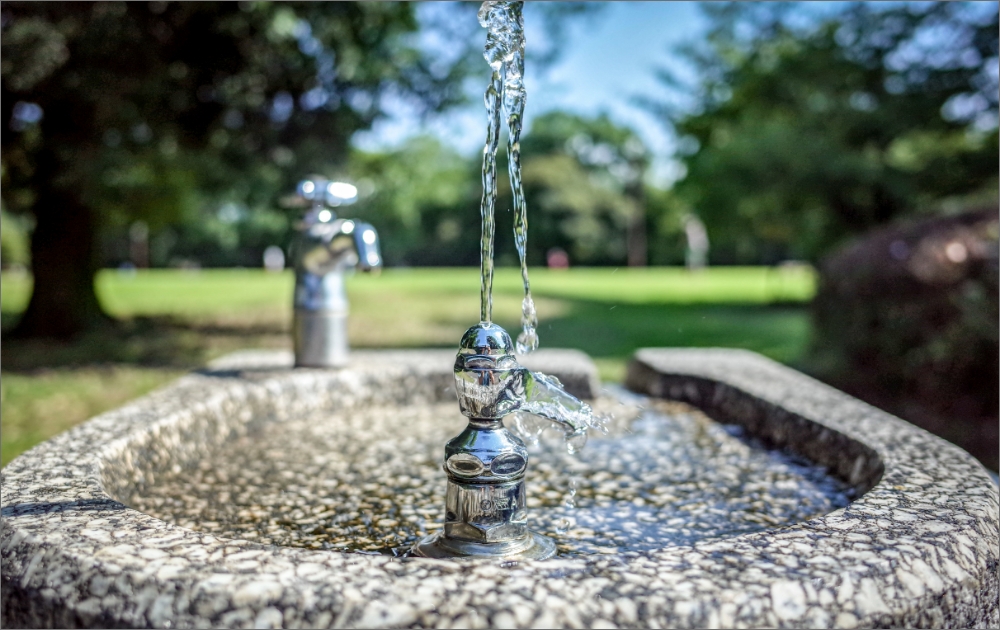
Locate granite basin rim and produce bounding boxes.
[1,348,996,629]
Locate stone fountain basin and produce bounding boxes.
[2,349,997,628]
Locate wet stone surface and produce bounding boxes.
[129,396,851,557]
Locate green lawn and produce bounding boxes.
[1,367,184,468]
[1,266,814,315]
[1,266,815,465]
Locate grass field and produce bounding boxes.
[1,266,815,465]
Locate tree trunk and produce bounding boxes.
[12,186,107,339]
[626,184,647,267]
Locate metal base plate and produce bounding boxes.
[411,531,556,560]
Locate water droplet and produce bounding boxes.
[587,412,612,436]
[565,431,587,454]
[509,412,545,446]
[555,518,571,534]
[515,326,538,354]
[563,476,578,508]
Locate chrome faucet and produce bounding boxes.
[414,322,592,560]
[292,177,381,368]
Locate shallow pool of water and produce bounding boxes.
[130,393,851,557]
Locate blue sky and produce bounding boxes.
[354,2,711,186]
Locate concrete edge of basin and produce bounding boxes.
[206,347,602,400]
[1,348,997,629]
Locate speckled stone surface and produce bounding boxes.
[2,348,997,628]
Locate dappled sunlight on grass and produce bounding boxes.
[2,266,816,320]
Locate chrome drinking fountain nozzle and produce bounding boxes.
[414,322,592,560]
[292,177,381,368]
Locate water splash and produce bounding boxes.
[518,370,592,438]
[509,390,612,515]
[565,432,588,455]
[509,412,547,447]
[586,412,612,436]
[478,1,537,351]
[506,369,614,455]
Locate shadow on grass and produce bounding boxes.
[1,313,292,466]
[1,314,289,373]
[2,300,811,374]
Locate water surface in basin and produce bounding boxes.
[129,396,852,557]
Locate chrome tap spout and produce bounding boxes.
[291,177,381,368]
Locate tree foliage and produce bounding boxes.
[519,111,649,266]
[1,2,603,336]
[348,135,481,267]
[664,1,999,263]
[345,111,655,268]
[1,2,476,336]
[2,2,471,222]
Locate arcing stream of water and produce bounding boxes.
[478,1,537,353]
[475,4,612,529]
[477,1,605,461]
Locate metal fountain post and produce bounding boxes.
[291,177,382,368]
[414,322,589,560]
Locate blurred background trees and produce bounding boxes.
[344,111,666,269]
[1,1,596,339]
[517,111,651,267]
[2,1,470,337]
[664,1,998,264]
[656,1,998,468]
[2,2,997,467]
[346,135,480,267]
[10,3,993,297]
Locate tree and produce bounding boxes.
[658,2,998,264]
[1,2,474,338]
[347,135,481,267]
[515,111,650,266]
[340,110,657,269]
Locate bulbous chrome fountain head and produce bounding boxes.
[458,321,515,357]
[453,322,526,420]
